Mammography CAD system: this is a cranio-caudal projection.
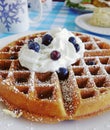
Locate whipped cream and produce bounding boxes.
[18,28,84,72]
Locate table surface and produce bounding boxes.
[0,2,110,40]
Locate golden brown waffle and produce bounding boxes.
[0,31,110,123]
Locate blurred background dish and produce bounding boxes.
[65,0,95,13]
[65,0,110,13]
[89,7,110,28]
[75,13,110,36]
[92,0,110,7]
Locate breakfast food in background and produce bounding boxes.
[66,0,110,11]
[89,7,110,27]
[0,28,110,123]
[92,0,110,7]
[65,0,95,11]
[80,0,95,10]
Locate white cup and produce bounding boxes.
[28,0,52,12]
[0,0,42,33]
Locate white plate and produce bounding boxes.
[0,32,110,130]
[75,13,110,36]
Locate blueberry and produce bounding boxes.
[74,43,80,52]
[28,42,34,49]
[42,34,53,46]
[57,67,69,80]
[50,50,61,60]
[28,41,40,52]
[69,37,76,44]
[86,61,96,65]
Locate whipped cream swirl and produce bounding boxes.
[18,28,85,72]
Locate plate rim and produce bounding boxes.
[75,13,110,36]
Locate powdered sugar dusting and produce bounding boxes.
[60,68,74,114]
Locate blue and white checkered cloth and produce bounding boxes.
[0,2,110,40]
[28,2,78,31]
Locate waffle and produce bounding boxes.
[0,31,110,123]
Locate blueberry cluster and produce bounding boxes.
[69,37,80,52]
[28,34,80,80]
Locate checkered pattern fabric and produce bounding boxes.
[29,2,78,31]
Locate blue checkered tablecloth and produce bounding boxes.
[0,2,110,40]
